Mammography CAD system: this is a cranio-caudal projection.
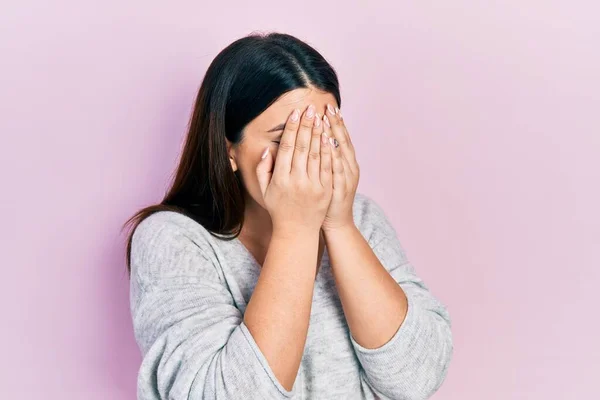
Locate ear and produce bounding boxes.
[226,138,238,172]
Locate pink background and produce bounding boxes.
[2,1,598,399]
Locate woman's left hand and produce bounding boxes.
[321,104,360,233]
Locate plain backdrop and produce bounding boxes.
[1,1,598,399]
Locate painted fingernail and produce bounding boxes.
[261,147,269,159]
[306,104,315,119]
[327,104,336,115]
[314,113,321,127]
[321,131,328,144]
[323,115,331,127]
[291,109,300,122]
[335,107,340,114]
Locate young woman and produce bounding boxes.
[124,32,453,400]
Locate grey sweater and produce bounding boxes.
[129,192,453,400]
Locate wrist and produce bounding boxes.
[322,222,358,238]
[272,224,320,240]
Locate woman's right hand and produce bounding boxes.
[257,104,334,235]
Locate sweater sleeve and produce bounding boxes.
[129,213,298,400]
[350,195,454,400]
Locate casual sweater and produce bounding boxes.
[129,192,453,400]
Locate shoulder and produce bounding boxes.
[131,211,211,256]
[130,210,222,288]
[352,191,398,246]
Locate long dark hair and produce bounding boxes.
[122,32,341,273]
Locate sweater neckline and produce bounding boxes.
[230,234,328,276]
[231,236,263,270]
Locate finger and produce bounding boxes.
[334,106,354,148]
[324,110,357,192]
[273,108,300,177]
[307,112,322,181]
[256,146,274,198]
[326,104,358,175]
[331,106,360,182]
[291,104,316,176]
[330,134,346,194]
[341,153,357,192]
[321,112,338,181]
[319,126,332,188]
[322,111,333,142]
[335,106,358,166]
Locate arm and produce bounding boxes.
[244,226,320,391]
[130,213,319,399]
[323,197,453,400]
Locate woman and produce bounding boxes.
[124,32,453,400]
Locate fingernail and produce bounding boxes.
[327,104,336,115]
[261,147,269,159]
[291,109,300,121]
[321,131,328,144]
[323,115,331,127]
[306,104,315,119]
[314,113,321,127]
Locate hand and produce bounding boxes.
[321,104,360,232]
[256,105,334,235]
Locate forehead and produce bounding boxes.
[251,87,338,130]
[270,87,338,112]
